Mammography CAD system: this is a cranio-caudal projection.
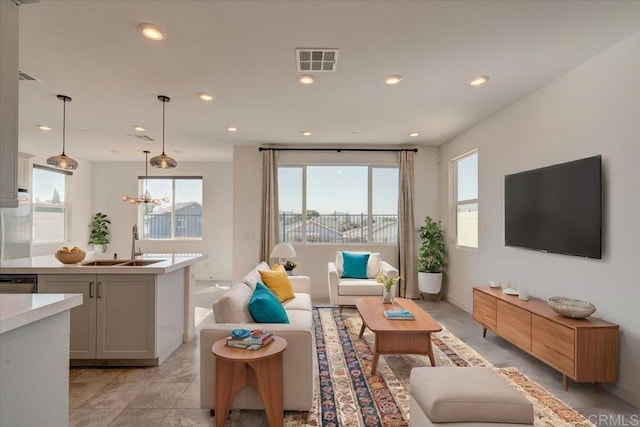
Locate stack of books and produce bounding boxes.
[384,309,415,320]
[226,331,274,350]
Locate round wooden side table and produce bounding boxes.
[211,336,287,427]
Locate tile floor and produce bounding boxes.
[67,282,638,426]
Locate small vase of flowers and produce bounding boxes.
[377,272,400,304]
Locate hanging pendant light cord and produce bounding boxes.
[144,151,150,194]
[161,99,166,155]
[61,99,67,155]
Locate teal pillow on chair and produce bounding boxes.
[248,282,290,323]
[341,251,370,279]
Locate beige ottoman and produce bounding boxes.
[410,367,534,426]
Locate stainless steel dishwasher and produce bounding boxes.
[0,275,38,293]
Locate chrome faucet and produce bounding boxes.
[131,224,142,259]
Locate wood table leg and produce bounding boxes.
[215,358,247,427]
[359,321,366,338]
[482,327,487,338]
[371,351,380,376]
[563,374,569,391]
[595,382,602,392]
[426,334,436,367]
[247,354,284,427]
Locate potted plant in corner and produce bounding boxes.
[88,212,110,253]
[417,216,447,295]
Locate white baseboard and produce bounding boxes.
[604,382,640,409]
[445,293,472,314]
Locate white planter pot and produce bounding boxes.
[418,272,443,294]
[93,244,107,254]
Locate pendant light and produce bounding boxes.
[46,95,79,170]
[150,95,177,169]
[122,150,168,205]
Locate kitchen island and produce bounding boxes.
[0,253,207,366]
[1,293,83,426]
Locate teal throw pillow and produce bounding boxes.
[341,251,370,279]
[248,282,290,323]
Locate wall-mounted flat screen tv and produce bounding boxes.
[505,155,602,259]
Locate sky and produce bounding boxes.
[279,166,398,215]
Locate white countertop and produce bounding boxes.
[0,293,83,334]
[0,253,208,275]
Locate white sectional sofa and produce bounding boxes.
[199,262,314,416]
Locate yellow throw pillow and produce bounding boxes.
[259,264,295,302]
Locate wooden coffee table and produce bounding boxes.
[356,297,442,375]
[211,336,287,427]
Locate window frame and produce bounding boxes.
[451,150,479,249]
[277,163,399,245]
[31,164,71,244]
[137,176,203,241]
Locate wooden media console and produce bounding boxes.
[473,286,618,391]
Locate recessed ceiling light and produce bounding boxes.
[469,75,490,87]
[227,126,238,132]
[409,132,419,137]
[133,126,146,132]
[37,124,51,131]
[298,74,316,85]
[138,23,165,41]
[302,131,312,136]
[199,93,214,102]
[385,74,403,85]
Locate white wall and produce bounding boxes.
[438,33,640,406]
[91,161,233,280]
[232,145,440,299]
[29,154,93,257]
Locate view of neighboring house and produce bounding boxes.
[279,211,398,244]
[144,201,202,239]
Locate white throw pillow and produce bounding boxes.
[213,283,253,323]
[335,251,381,279]
[241,262,271,291]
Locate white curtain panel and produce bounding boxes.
[398,150,418,298]
[260,149,279,262]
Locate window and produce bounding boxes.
[278,165,398,244]
[32,165,70,243]
[453,151,478,248]
[139,177,203,240]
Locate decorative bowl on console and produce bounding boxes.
[548,296,596,319]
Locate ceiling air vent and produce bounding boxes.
[296,48,339,72]
[18,70,40,81]
[127,134,156,142]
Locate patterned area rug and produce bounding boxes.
[283,306,594,427]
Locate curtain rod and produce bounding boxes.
[258,147,418,153]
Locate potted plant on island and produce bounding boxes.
[88,212,110,253]
[417,216,447,295]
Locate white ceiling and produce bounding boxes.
[17,0,640,163]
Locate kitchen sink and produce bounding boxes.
[81,260,131,266]
[118,260,162,266]
[80,260,163,267]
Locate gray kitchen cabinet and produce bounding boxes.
[39,274,156,360]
